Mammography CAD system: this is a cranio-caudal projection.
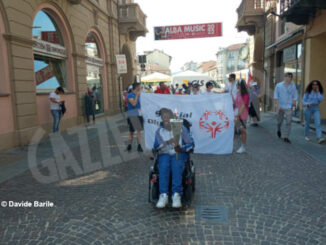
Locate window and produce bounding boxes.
[33,11,63,45]
[34,55,66,89]
[238,59,246,69]
[228,51,235,59]
[33,10,67,91]
[227,60,235,70]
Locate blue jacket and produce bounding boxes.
[154,125,194,155]
[302,91,324,106]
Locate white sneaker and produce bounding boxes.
[305,137,310,141]
[156,193,168,208]
[318,138,325,144]
[172,193,182,208]
[236,145,246,154]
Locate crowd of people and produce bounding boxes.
[122,72,325,156]
[46,73,324,209]
[122,73,264,155]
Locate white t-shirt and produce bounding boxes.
[190,90,203,95]
[224,81,238,101]
[202,90,215,95]
[49,92,60,110]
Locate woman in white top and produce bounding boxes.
[49,86,65,132]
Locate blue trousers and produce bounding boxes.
[158,153,185,196]
[51,109,62,133]
[304,105,322,139]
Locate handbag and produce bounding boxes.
[60,101,67,115]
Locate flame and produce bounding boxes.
[174,108,178,115]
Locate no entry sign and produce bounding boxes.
[154,22,222,41]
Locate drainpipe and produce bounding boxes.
[300,25,308,123]
[262,0,268,112]
[116,1,123,113]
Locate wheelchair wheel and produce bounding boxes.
[183,183,193,205]
[192,173,195,192]
[149,181,159,203]
[148,169,159,203]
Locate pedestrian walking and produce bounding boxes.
[274,72,298,143]
[149,85,153,93]
[92,85,102,112]
[183,83,192,95]
[224,73,238,105]
[49,86,65,133]
[126,82,144,152]
[175,87,183,95]
[174,84,179,94]
[303,80,325,143]
[235,80,249,153]
[154,82,171,94]
[190,83,202,95]
[249,82,262,126]
[84,88,96,126]
[203,81,215,95]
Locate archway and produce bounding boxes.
[32,4,75,92]
[84,30,108,114]
[0,6,9,95]
[32,3,77,128]
[121,44,134,90]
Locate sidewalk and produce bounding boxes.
[251,112,326,164]
[0,113,134,184]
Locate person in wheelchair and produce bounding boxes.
[154,108,194,208]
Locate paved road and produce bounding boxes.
[0,113,326,245]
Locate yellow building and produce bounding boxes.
[0,0,147,150]
[236,0,326,120]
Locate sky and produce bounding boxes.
[134,0,249,73]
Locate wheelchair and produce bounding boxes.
[148,148,195,207]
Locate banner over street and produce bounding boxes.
[154,22,222,41]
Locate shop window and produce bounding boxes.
[33,10,67,91]
[85,32,104,114]
[34,54,67,89]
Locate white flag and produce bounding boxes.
[140,93,234,154]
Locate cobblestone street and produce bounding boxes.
[0,113,326,245]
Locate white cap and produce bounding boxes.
[250,82,257,87]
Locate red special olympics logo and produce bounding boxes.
[199,110,230,138]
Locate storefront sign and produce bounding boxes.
[154,22,222,41]
[283,45,297,63]
[115,54,127,74]
[33,39,67,58]
[35,64,54,85]
[86,56,103,67]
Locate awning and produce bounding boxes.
[141,72,171,83]
[266,28,304,50]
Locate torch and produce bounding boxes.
[170,109,183,160]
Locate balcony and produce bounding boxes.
[281,0,326,25]
[236,0,265,35]
[119,3,148,41]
